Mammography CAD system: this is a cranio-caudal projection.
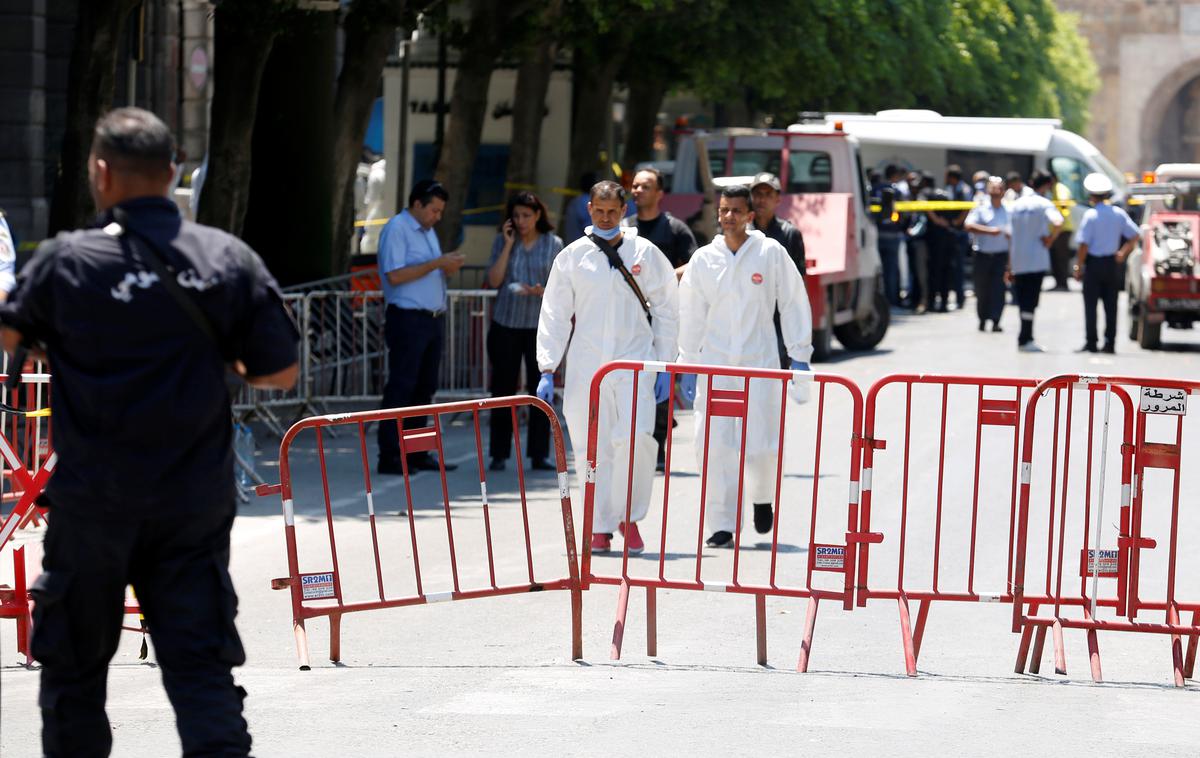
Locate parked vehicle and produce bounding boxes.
[1126,164,1200,349]
[660,125,887,361]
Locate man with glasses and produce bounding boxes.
[678,185,812,548]
[376,179,466,474]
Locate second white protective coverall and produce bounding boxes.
[536,226,679,533]
[679,229,813,534]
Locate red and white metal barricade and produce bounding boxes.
[257,396,582,669]
[1012,374,1200,686]
[580,360,876,670]
[855,374,1047,675]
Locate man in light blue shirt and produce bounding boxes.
[965,177,1011,332]
[1007,171,1063,352]
[0,212,16,299]
[1075,173,1140,353]
[376,179,465,474]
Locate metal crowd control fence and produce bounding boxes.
[256,395,582,669]
[1012,373,1200,686]
[232,289,495,435]
[855,375,1043,676]
[580,360,874,670]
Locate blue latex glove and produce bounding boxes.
[789,360,811,404]
[653,372,671,404]
[536,372,555,405]
[679,374,697,404]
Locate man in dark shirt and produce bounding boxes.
[751,172,808,367]
[1,107,299,757]
[622,167,697,275]
[622,167,696,469]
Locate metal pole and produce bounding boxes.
[1090,384,1113,619]
[396,35,410,212]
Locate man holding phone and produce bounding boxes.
[375,179,466,474]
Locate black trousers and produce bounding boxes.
[1082,255,1121,348]
[32,502,250,758]
[378,306,444,463]
[1013,271,1044,345]
[927,233,953,309]
[973,251,1008,325]
[486,322,549,461]
[1049,230,1073,288]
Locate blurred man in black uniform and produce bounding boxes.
[750,172,807,367]
[622,166,696,470]
[1,107,299,757]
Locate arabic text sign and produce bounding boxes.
[1079,548,1120,579]
[1140,386,1188,416]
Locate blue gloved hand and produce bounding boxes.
[653,372,671,404]
[536,372,555,405]
[789,360,811,404]
[679,374,697,404]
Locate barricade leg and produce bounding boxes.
[14,546,31,665]
[1052,620,1067,675]
[646,587,657,658]
[912,600,931,663]
[1087,629,1103,683]
[611,579,631,660]
[294,620,312,671]
[897,597,918,677]
[1185,610,1198,680]
[329,613,342,664]
[1030,625,1047,675]
[1014,603,1039,674]
[756,594,767,666]
[796,597,819,673]
[1169,604,1185,688]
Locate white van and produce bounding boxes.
[813,110,1130,229]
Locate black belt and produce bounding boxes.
[1085,254,1118,261]
[974,248,1008,255]
[391,305,445,318]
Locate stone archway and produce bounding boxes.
[1139,57,1200,170]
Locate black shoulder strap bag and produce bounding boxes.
[588,232,652,324]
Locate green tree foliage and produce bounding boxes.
[627,0,1098,131]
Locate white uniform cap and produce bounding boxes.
[1083,172,1113,195]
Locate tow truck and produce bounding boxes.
[659,125,887,361]
[1125,164,1200,349]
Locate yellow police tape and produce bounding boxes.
[0,403,49,418]
[867,199,1078,213]
[354,202,508,228]
[504,181,581,198]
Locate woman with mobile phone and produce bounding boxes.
[484,191,562,471]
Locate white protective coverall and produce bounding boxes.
[678,229,813,534]
[536,226,679,533]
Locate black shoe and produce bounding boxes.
[753,503,773,534]
[992,323,1003,333]
[979,320,987,332]
[377,457,405,475]
[1101,344,1115,354]
[705,530,734,548]
[489,458,506,472]
[409,454,457,472]
[530,458,555,471]
[1076,344,1098,354]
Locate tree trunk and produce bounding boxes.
[504,0,561,195]
[330,1,421,274]
[241,9,338,284]
[431,0,521,252]
[196,6,279,236]
[562,34,630,220]
[621,74,668,170]
[48,0,140,234]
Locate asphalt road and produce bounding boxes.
[3,281,1200,757]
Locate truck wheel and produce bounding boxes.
[834,292,890,351]
[811,327,832,362]
[1138,316,1162,349]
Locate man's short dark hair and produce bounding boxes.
[589,180,626,204]
[720,184,752,206]
[92,107,175,176]
[408,179,449,208]
[635,167,665,191]
[885,164,903,180]
[945,164,963,180]
[1006,171,1023,184]
[1029,170,1054,191]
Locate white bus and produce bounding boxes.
[814,110,1130,229]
